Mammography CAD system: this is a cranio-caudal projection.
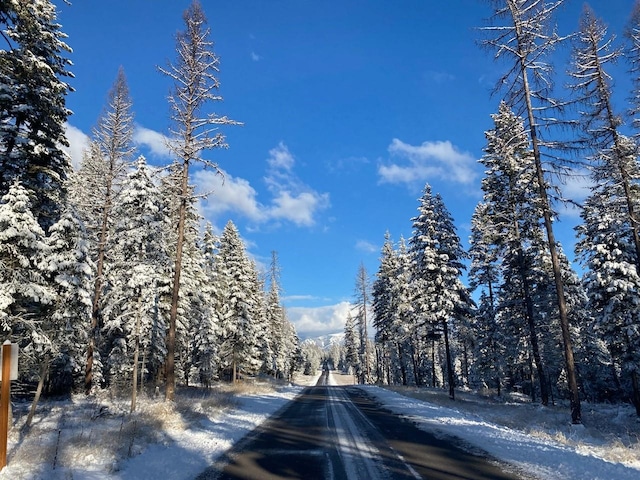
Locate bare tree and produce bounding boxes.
[159,1,240,401]
[480,0,581,423]
[74,67,135,395]
[570,4,640,415]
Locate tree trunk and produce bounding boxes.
[85,163,115,395]
[24,355,50,430]
[131,292,142,413]
[232,357,237,383]
[510,0,582,424]
[410,340,421,386]
[166,162,189,401]
[442,318,455,400]
[528,354,536,403]
[462,343,469,388]
[631,371,640,417]
[397,343,407,386]
[431,338,437,388]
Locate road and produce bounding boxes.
[196,371,524,480]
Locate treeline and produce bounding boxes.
[0,1,300,407]
[344,2,640,423]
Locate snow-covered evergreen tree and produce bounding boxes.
[0,0,73,231]
[263,251,297,380]
[216,221,261,381]
[570,6,640,415]
[101,157,168,401]
[191,223,221,387]
[373,232,397,384]
[478,102,553,405]
[44,205,94,394]
[343,312,360,379]
[353,263,372,383]
[576,141,640,415]
[372,233,415,385]
[0,181,54,378]
[409,185,470,399]
[469,203,505,392]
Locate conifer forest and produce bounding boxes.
[3,0,640,428]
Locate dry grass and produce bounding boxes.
[5,379,285,475]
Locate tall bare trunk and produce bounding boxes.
[131,291,142,413]
[442,318,455,400]
[166,162,188,401]
[85,185,112,395]
[510,2,581,423]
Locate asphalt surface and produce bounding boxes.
[195,372,524,480]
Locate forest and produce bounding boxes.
[0,0,301,414]
[2,0,640,427]
[341,1,640,425]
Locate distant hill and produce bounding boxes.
[301,332,344,350]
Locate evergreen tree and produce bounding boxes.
[373,232,397,384]
[409,185,469,399]
[101,157,168,405]
[0,0,73,230]
[372,234,415,386]
[353,263,371,384]
[478,102,552,404]
[0,181,54,377]
[216,221,261,382]
[343,312,360,379]
[576,143,640,415]
[468,202,504,394]
[392,237,415,386]
[570,5,640,415]
[44,204,94,394]
[263,251,296,379]
[192,223,221,387]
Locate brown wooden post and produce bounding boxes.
[0,341,12,469]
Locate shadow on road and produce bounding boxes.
[197,374,524,480]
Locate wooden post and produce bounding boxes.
[0,340,12,469]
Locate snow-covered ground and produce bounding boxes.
[367,386,640,480]
[1,371,639,479]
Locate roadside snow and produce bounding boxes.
[0,373,321,480]
[1,370,639,480]
[363,385,640,480]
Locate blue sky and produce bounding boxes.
[56,1,635,338]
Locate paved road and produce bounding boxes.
[196,372,524,480]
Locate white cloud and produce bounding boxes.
[557,168,593,218]
[287,301,352,338]
[267,142,295,171]
[356,240,378,253]
[194,169,265,221]
[378,138,478,186]
[250,51,261,62]
[63,123,90,169]
[269,190,329,227]
[426,70,456,84]
[194,142,329,227]
[133,125,171,158]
